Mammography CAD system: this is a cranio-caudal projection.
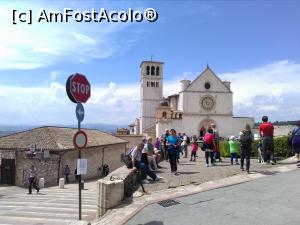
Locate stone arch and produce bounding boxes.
[162,111,167,119]
[156,66,160,76]
[199,118,217,137]
[151,66,155,75]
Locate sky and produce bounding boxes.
[0,0,300,126]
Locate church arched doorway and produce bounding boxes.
[198,118,217,139]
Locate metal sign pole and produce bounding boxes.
[78,119,82,220]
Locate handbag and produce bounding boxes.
[123,148,134,169]
[289,127,300,146]
[123,154,132,169]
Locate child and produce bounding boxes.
[257,141,264,164]
[229,136,239,165]
[190,140,198,161]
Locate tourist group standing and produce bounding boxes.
[128,115,299,183]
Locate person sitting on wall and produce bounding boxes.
[131,143,162,184]
[144,137,159,171]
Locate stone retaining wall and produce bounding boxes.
[97,165,138,217]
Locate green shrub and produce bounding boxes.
[220,136,292,158]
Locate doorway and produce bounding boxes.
[199,118,217,138]
[1,159,15,185]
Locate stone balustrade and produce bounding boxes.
[96,165,138,217]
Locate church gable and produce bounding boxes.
[185,67,231,93]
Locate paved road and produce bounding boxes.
[126,169,300,225]
[0,182,97,225]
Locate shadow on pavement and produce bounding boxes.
[214,164,231,167]
[179,171,200,175]
[138,221,164,225]
[177,163,195,166]
[253,170,281,176]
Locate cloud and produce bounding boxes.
[0,60,299,125]
[0,81,140,125]
[220,60,300,121]
[0,1,146,70]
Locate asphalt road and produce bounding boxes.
[126,169,300,225]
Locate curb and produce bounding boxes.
[92,162,298,225]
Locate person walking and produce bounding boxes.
[204,128,215,167]
[28,165,39,194]
[166,129,180,175]
[64,165,70,184]
[163,129,170,160]
[181,133,188,158]
[291,121,300,167]
[211,123,222,162]
[239,124,253,173]
[259,116,275,164]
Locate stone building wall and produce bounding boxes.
[15,151,59,187]
[59,143,126,182]
[115,135,145,150]
[0,150,16,162]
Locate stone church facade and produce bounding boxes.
[133,61,254,138]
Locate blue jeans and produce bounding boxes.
[136,161,157,180]
[230,153,238,164]
[205,151,214,164]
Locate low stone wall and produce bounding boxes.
[97,166,138,217]
[115,135,145,150]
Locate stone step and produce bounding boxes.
[2,201,96,209]
[0,215,78,225]
[0,210,90,220]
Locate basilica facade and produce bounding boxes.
[131,61,254,138]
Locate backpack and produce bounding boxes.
[186,136,191,145]
[123,148,134,169]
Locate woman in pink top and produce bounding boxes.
[204,128,215,167]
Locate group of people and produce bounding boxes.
[130,139,163,184]
[131,115,300,180]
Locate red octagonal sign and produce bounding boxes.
[66,73,91,103]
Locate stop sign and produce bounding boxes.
[66,73,91,103]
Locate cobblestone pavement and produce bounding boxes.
[139,147,277,193]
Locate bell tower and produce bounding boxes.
[140,61,164,134]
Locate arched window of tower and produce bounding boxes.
[146,66,150,75]
[151,66,155,75]
[156,66,160,76]
[147,81,149,87]
[162,111,167,118]
[151,82,155,87]
[156,82,159,87]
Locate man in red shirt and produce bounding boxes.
[259,116,275,164]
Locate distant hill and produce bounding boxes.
[0,124,127,137]
[255,120,298,126]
